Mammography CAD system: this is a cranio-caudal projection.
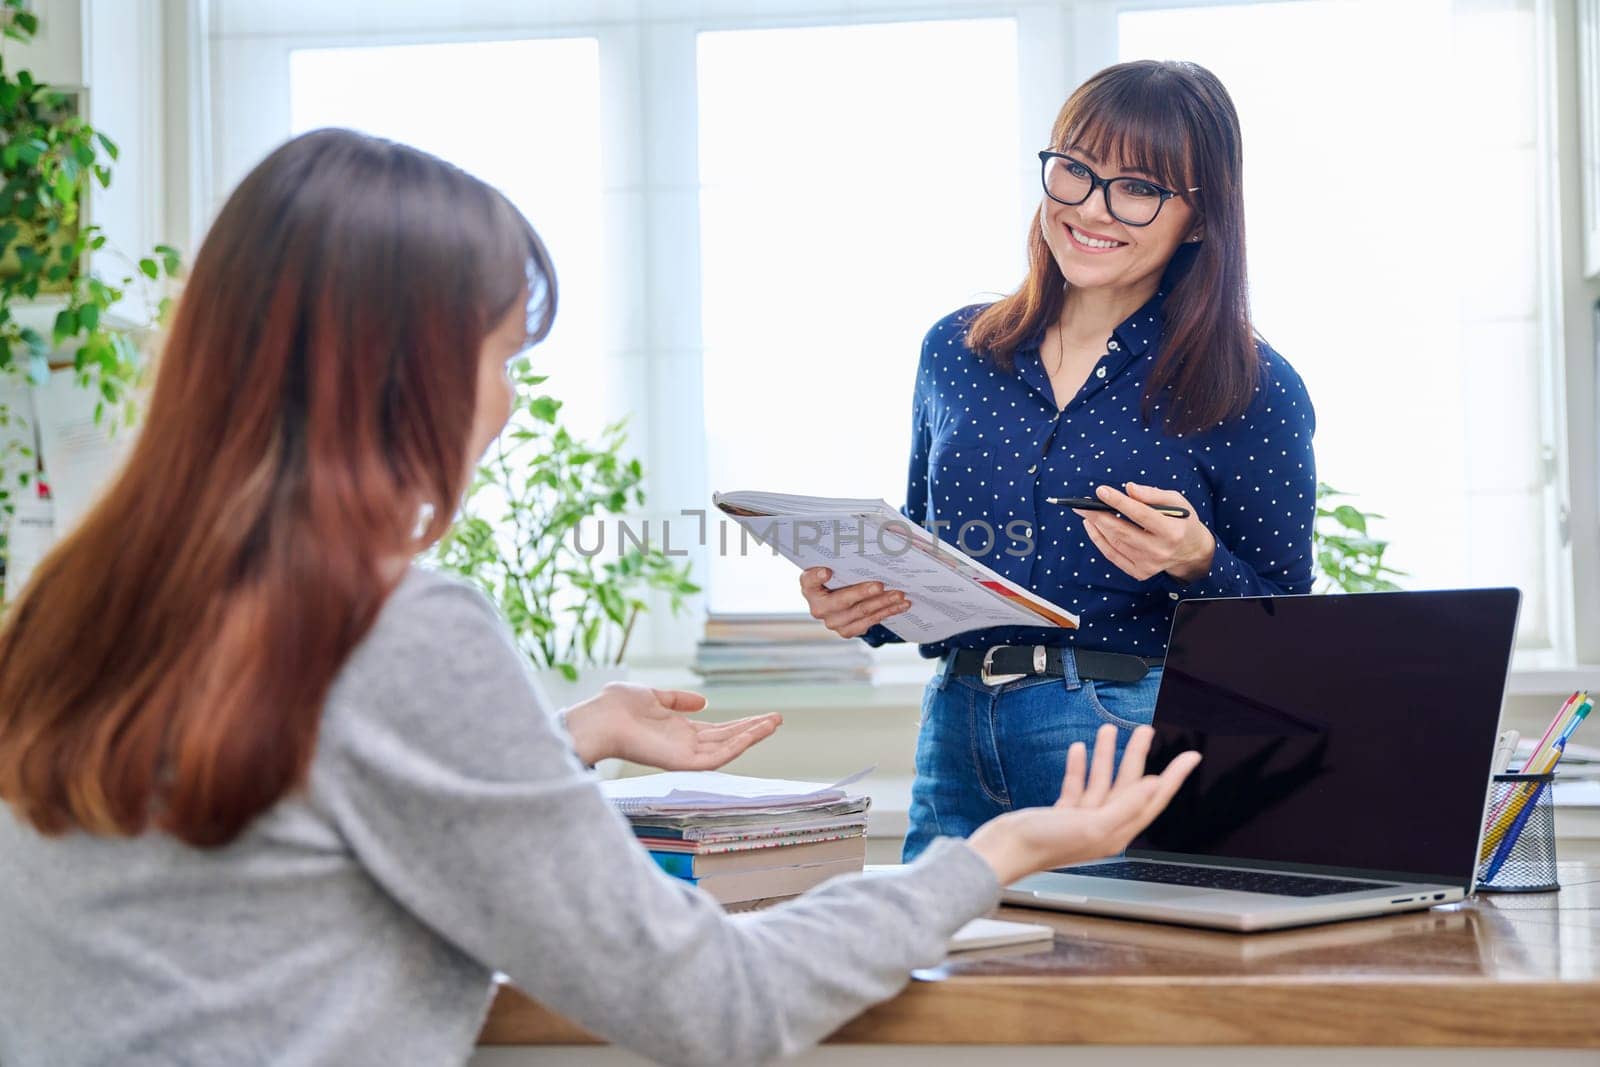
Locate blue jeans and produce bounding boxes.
[901,649,1164,862]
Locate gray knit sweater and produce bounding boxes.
[0,567,1001,1066]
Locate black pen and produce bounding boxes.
[1046,496,1190,520]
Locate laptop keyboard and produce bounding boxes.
[1064,860,1397,897]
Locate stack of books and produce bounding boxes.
[601,770,872,908]
[692,612,873,686]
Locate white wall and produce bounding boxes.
[2,0,82,84]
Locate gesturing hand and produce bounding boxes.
[561,682,782,771]
[966,724,1201,886]
[1073,482,1216,584]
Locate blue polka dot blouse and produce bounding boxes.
[863,284,1318,660]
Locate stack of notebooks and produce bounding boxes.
[692,612,872,686]
[601,770,872,908]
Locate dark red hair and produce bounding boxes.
[0,129,555,846]
[967,59,1259,434]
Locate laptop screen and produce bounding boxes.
[1132,589,1520,885]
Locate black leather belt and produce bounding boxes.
[949,645,1163,687]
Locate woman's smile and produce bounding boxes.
[1065,222,1128,253]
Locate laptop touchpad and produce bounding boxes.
[1019,873,1205,903]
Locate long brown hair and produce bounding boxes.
[0,129,555,847]
[967,59,1258,434]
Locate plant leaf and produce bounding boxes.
[1332,505,1367,534]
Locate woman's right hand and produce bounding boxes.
[966,724,1201,886]
[798,566,910,638]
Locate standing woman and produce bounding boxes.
[801,60,1315,861]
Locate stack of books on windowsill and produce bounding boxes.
[601,770,872,908]
[692,612,872,686]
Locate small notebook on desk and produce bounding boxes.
[862,867,1054,952]
[949,917,1055,952]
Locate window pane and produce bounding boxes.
[1120,0,1551,648]
[698,18,1022,614]
[288,38,608,437]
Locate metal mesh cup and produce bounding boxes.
[1476,772,1560,893]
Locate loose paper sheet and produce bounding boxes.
[32,369,133,537]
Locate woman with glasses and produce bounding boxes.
[800,59,1316,861]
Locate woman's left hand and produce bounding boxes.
[561,682,783,771]
[1073,482,1216,584]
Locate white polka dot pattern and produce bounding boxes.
[862,294,1318,659]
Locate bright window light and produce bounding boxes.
[1121,0,1551,648]
[288,38,608,437]
[698,18,1022,614]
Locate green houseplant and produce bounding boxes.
[432,356,698,697]
[0,0,180,588]
[1313,482,1405,594]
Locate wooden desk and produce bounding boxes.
[476,862,1600,1061]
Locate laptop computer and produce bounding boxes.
[1002,588,1521,932]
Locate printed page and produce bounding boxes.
[601,768,873,814]
[714,489,893,517]
[717,507,1076,643]
[3,496,54,603]
[33,369,133,538]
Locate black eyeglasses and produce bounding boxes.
[1038,150,1198,228]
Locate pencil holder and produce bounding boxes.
[1475,772,1559,893]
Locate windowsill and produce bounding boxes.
[627,660,935,714]
[625,658,1599,711]
[1504,650,1600,696]
[1505,666,1600,696]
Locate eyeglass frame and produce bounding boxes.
[1037,150,1199,228]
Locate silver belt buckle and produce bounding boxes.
[980,645,1046,687]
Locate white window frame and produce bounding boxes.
[192,0,1590,672]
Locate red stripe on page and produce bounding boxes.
[978,581,1076,628]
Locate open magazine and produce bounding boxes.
[712,489,1078,644]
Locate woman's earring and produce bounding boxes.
[1186,232,1203,243]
